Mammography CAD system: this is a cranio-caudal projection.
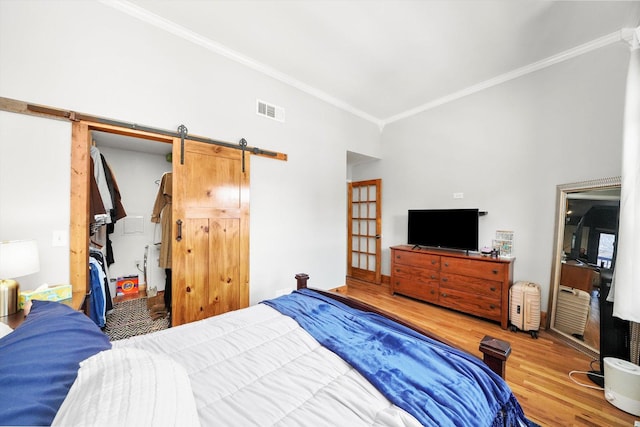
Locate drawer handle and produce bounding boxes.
[431,275,436,279]
[442,277,448,282]
[432,260,437,264]
[442,293,448,297]
[490,287,496,291]
[430,290,435,294]
[444,262,449,267]
[490,304,496,309]
[492,269,499,274]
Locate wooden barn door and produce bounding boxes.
[171,139,250,326]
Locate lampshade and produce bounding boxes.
[0,240,40,279]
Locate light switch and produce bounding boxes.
[52,230,68,247]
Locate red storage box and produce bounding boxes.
[117,275,139,295]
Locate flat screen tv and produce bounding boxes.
[407,209,479,252]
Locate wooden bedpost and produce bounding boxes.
[479,335,512,379]
[295,273,309,290]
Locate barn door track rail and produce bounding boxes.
[0,96,287,165]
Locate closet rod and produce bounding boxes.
[0,96,287,161]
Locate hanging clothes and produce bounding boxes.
[89,159,108,248]
[90,146,114,223]
[89,145,127,265]
[151,172,172,269]
[88,247,114,328]
[100,153,127,223]
[90,248,113,314]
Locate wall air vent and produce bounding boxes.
[257,99,285,122]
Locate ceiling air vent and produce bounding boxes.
[257,99,285,122]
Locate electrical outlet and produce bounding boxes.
[453,192,464,199]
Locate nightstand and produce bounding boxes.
[0,309,26,329]
[0,297,80,330]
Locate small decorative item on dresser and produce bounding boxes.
[493,230,514,258]
[0,240,40,316]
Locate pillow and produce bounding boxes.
[0,300,111,426]
[52,348,200,427]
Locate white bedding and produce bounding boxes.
[52,348,200,427]
[111,303,422,426]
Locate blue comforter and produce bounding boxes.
[263,289,530,427]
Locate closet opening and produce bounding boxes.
[70,121,175,320]
[90,131,173,314]
[71,119,262,326]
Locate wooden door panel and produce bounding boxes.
[210,218,241,315]
[173,139,249,326]
[173,218,210,325]
[183,151,241,209]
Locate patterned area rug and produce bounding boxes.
[103,297,169,341]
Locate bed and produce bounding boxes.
[0,274,534,426]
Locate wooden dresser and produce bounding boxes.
[390,245,514,329]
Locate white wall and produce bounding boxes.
[0,112,71,290]
[353,42,628,311]
[2,1,629,313]
[0,1,381,303]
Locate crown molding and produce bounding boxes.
[101,1,632,132]
[621,26,640,49]
[100,0,384,128]
[382,29,634,126]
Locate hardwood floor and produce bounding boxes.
[339,278,638,427]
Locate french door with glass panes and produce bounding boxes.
[347,179,381,283]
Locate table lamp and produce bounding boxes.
[0,240,40,316]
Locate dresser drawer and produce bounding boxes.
[392,276,439,303]
[441,256,505,281]
[392,264,439,283]
[438,288,502,321]
[393,250,440,269]
[440,272,502,300]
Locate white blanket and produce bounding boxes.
[112,303,422,426]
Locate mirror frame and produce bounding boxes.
[547,176,621,354]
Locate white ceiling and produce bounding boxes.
[108,0,640,127]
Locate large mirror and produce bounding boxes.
[549,177,627,368]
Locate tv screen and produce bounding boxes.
[407,209,479,252]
